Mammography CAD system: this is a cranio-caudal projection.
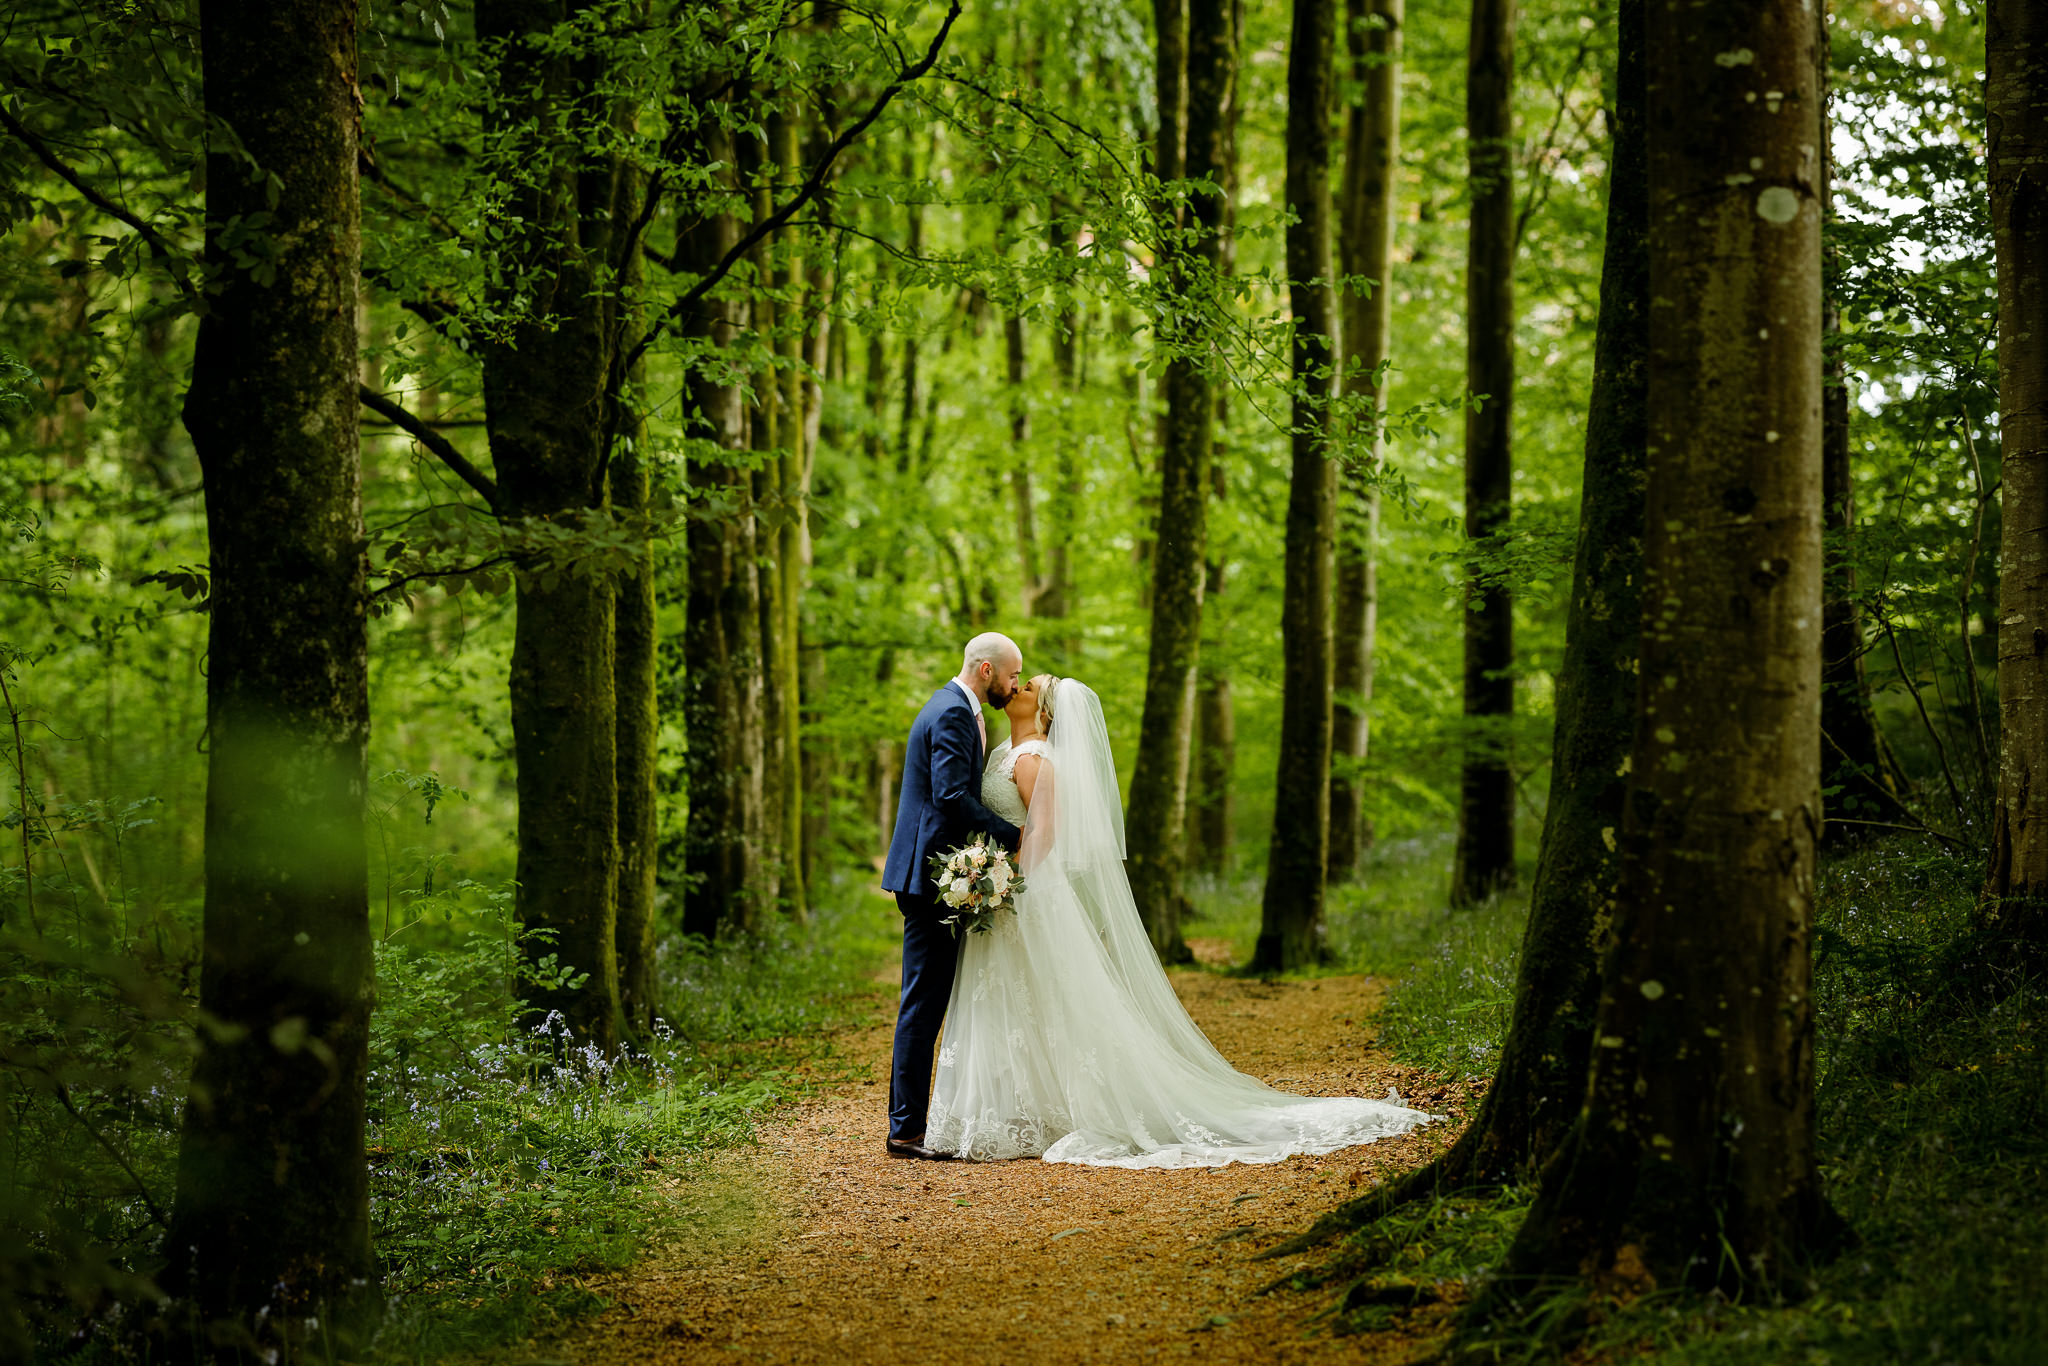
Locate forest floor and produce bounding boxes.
[523,935,1484,1366]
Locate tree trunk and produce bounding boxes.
[1128,0,1235,963]
[1007,302,1043,615]
[682,143,768,941]
[1495,0,1824,1300]
[799,271,832,895]
[1137,0,1189,593]
[1980,0,2048,960]
[1818,17,1909,843]
[1191,0,1244,880]
[1039,215,1081,635]
[1329,0,1402,882]
[741,128,787,918]
[478,0,633,1049]
[168,0,374,1332]
[771,108,808,921]
[613,306,658,1034]
[1449,0,1518,908]
[1191,556,1236,876]
[1255,0,1339,972]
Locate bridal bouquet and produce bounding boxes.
[928,835,1027,936]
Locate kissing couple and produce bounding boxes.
[879,632,1431,1167]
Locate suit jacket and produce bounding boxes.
[881,684,1023,904]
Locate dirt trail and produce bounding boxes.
[547,945,1474,1365]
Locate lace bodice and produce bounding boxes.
[980,738,1050,827]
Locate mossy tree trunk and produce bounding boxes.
[1128,0,1235,963]
[1493,0,1825,1301]
[1328,0,1402,882]
[1450,0,1518,908]
[478,0,639,1050]
[168,0,375,1332]
[1256,0,1339,972]
[1980,0,2048,959]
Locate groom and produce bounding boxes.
[879,632,1026,1160]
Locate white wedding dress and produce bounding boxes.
[924,682,1432,1168]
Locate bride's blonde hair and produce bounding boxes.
[1036,675,1063,737]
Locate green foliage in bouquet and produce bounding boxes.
[927,835,1027,938]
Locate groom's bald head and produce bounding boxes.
[959,632,1024,706]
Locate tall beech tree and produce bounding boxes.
[768,107,811,922]
[1328,0,1402,880]
[1449,0,1518,907]
[475,0,643,1049]
[1981,0,2048,959]
[1277,0,1648,1254]
[1127,0,1236,962]
[1490,0,1826,1303]
[613,241,659,1035]
[1256,0,1338,972]
[167,0,375,1329]
[1192,0,1245,877]
[681,137,770,941]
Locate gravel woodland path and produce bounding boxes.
[543,938,1479,1365]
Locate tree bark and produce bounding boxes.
[1006,298,1043,615]
[1328,0,1402,881]
[1138,0,1190,592]
[478,0,636,1049]
[1191,0,1245,880]
[1039,214,1081,634]
[614,308,659,1036]
[741,128,787,918]
[1495,0,1824,1300]
[1128,0,1235,963]
[1255,0,1339,972]
[771,107,808,921]
[168,0,375,1332]
[1191,557,1236,876]
[1980,0,2048,960]
[682,139,768,941]
[1449,0,1518,908]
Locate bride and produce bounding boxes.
[925,674,1432,1167]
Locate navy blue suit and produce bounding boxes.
[882,683,1022,1141]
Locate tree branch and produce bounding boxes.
[0,104,197,304]
[623,0,964,373]
[358,386,501,514]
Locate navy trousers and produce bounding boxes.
[889,893,962,1141]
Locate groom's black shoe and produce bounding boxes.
[886,1136,954,1161]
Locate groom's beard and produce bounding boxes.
[987,681,1017,707]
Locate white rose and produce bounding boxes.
[952,876,972,899]
[991,863,1012,892]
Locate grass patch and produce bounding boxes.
[362,875,897,1361]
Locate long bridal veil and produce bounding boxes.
[927,680,1433,1168]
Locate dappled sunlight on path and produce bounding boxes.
[544,962,1478,1364]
